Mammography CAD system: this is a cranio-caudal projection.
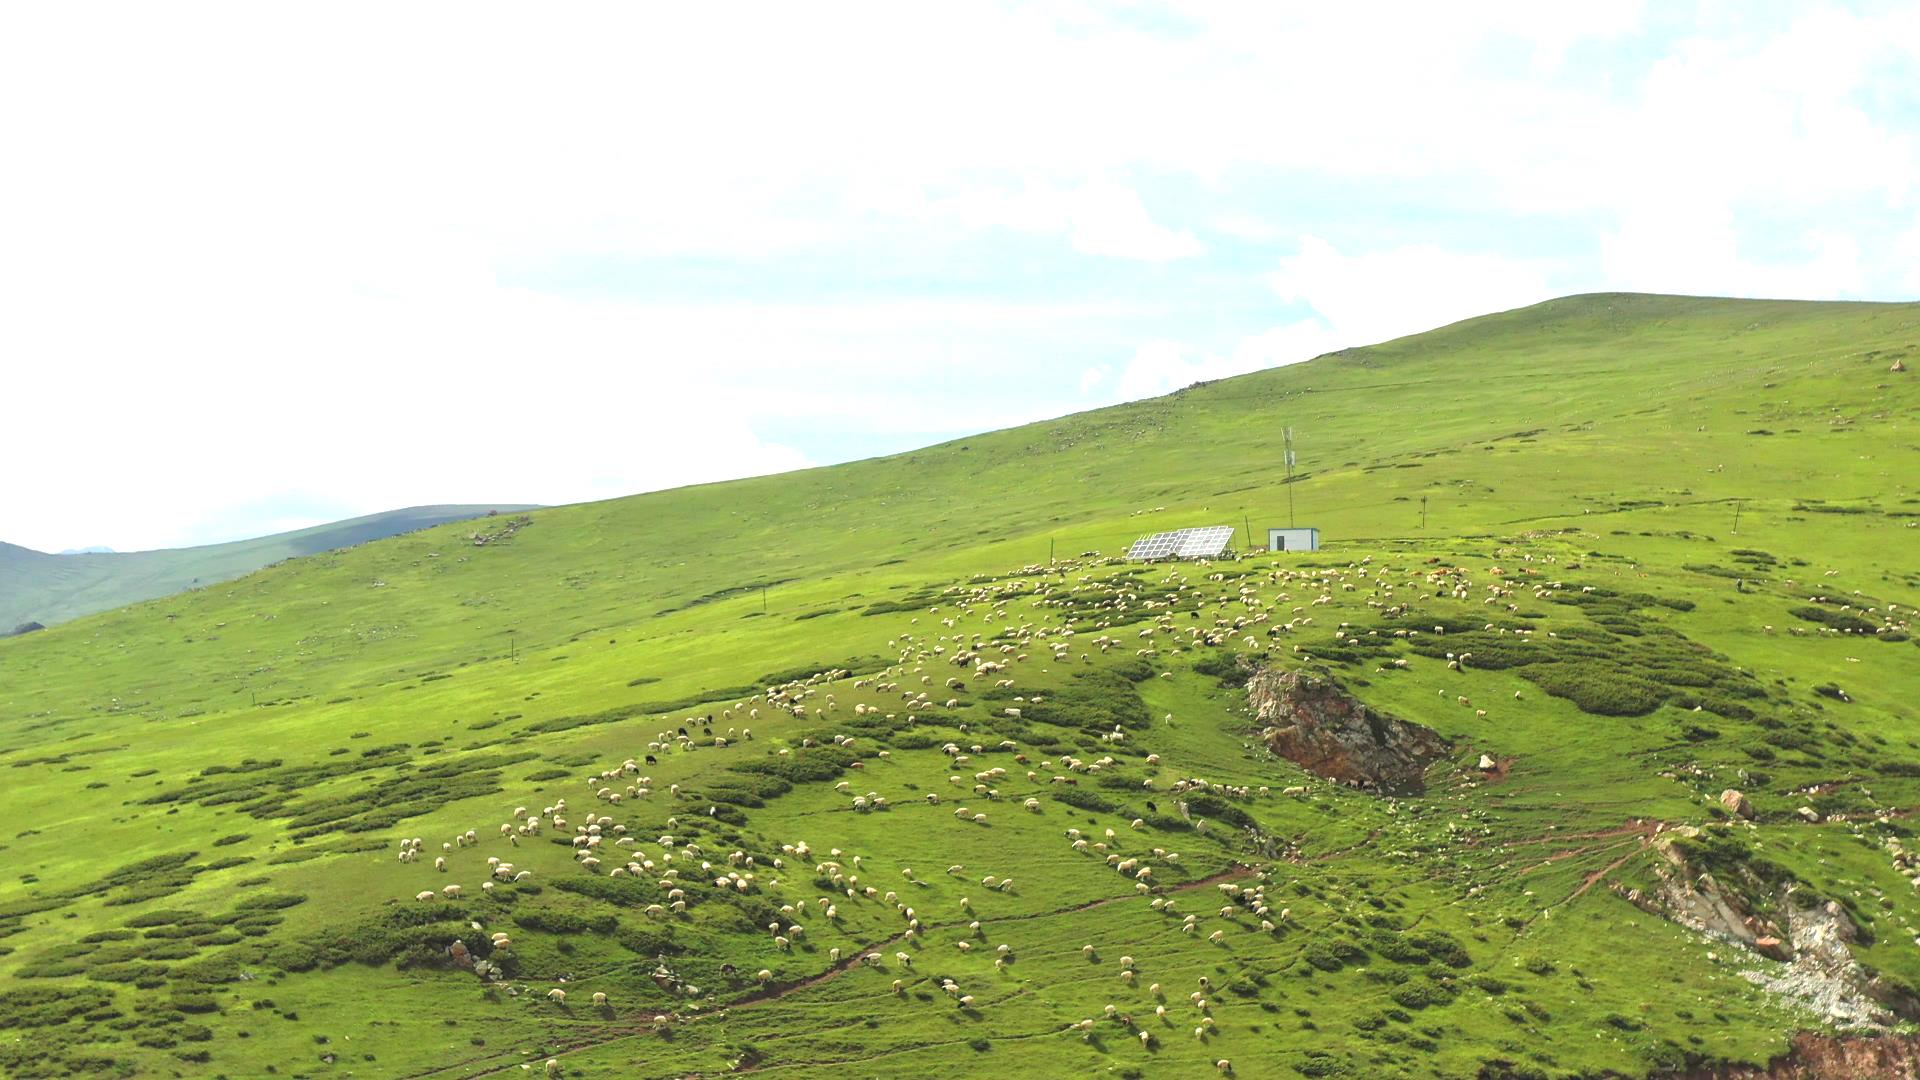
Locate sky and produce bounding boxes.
[3,1,1918,553]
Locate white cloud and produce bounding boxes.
[1078,364,1114,394]
[1270,237,1560,344]
[1100,236,1560,405]
[1064,182,1205,261]
[1108,321,1348,402]
[1601,208,1865,299]
[1897,217,1920,297]
[907,179,1201,261]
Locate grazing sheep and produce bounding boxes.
[591,991,607,1006]
[547,988,567,1004]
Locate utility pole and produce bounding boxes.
[762,587,768,614]
[1283,427,1297,528]
[1420,495,1429,531]
[1243,514,1254,551]
[1732,499,1743,534]
[507,629,517,661]
[1049,536,1055,565]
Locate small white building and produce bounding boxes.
[1267,527,1319,552]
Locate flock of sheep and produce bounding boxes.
[387,551,1593,1070]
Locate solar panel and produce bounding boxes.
[1174,525,1235,558]
[1127,525,1234,561]
[1126,530,1182,560]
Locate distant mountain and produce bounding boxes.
[57,546,115,555]
[0,504,537,628]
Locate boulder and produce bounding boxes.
[1754,935,1793,962]
[1247,669,1449,794]
[1720,789,1756,820]
[1477,754,1497,771]
[1796,806,1823,823]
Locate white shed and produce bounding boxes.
[1267,527,1319,552]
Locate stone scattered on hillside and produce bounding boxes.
[1720,789,1755,820]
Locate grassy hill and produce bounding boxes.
[0,293,1915,1079]
[0,504,538,631]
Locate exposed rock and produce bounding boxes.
[1682,1032,1920,1079]
[1722,789,1756,819]
[1797,806,1823,823]
[5,621,45,638]
[1476,753,1497,771]
[1893,358,1907,373]
[1246,668,1449,794]
[1637,831,1899,1028]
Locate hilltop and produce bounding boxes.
[0,504,538,630]
[0,293,1915,1079]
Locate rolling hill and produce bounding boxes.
[0,504,538,632]
[0,293,1915,1079]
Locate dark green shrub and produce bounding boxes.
[1525,663,1666,716]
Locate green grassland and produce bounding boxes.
[0,504,536,632]
[0,292,1916,1078]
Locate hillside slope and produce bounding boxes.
[0,293,1916,1079]
[0,504,537,630]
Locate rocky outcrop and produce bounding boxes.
[1684,1033,1920,1078]
[1246,668,1449,794]
[1629,830,1907,1029]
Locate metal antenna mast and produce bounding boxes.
[1283,427,1297,528]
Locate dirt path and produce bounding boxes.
[1568,841,1651,902]
[408,864,1256,1078]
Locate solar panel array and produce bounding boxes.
[1127,525,1234,561]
